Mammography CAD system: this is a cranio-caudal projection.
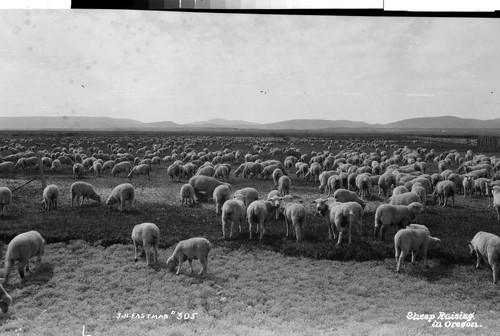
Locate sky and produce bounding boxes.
[0,10,499,125]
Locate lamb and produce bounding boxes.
[131,223,159,266]
[394,228,441,273]
[111,161,132,177]
[41,184,59,211]
[277,175,291,196]
[462,175,475,198]
[312,198,363,245]
[127,163,151,180]
[246,200,280,240]
[269,195,307,242]
[0,187,12,217]
[0,284,12,313]
[166,237,212,278]
[332,188,366,209]
[2,230,45,286]
[180,183,196,206]
[106,183,135,211]
[213,185,232,214]
[221,194,246,239]
[70,182,101,207]
[491,186,500,221]
[432,180,457,207]
[374,202,424,240]
[233,187,259,207]
[73,163,84,179]
[469,231,500,283]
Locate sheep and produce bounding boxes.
[166,237,212,278]
[2,231,45,286]
[432,180,457,207]
[277,175,291,196]
[221,194,246,239]
[407,223,431,235]
[72,163,84,179]
[463,175,475,198]
[214,164,230,182]
[447,173,464,195]
[378,172,396,197]
[389,192,422,207]
[49,159,61,172]
[111,161,132,177]
[269,195,307,242]
[394,228,441,273]
[41,184,59,211]
[246,200,280,240]
[102,160,115,173]
[491,186,500,221]
[131,223,159,266]
[312,198,363,245]
[212,184,232,215]
[0,162,15,176]
[410,184,427,210]
[392,186,409,197]
[474,177,491,197]
[0,187,12,217]
[127,163,151,180]
[326,174,343,197]
[189,175,230,202]
[374,202,424,240]
[0,284,12,313]
[332,188,366,209]
[180,183,196,206]
[355,173,372,199]
[106,183,135,211]
[70,182,101,207]
[318,171,332,194]
[233,187,259,207]
[469,231,500,283]
[272,168,284,187]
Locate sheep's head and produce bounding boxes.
[430,237,441,251]
[468,242,476,255]
[408,202,424,214]
[106,196,116,207]
[166,257,178,272]
[312,199,329,217]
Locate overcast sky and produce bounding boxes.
[0,10,499,125]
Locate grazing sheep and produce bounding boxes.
[214,164,230,182]
[378,173,396,197]
[389,192,422,207]
[221,194,246,239]
[312,198,363,245]
[318,171,332,194]
[246,200,280,240]
[70,182,101,207]
[277,175,291,196]
[111,161,133,177]
[447,173,464,195]
[233,187,259,207]
[213,185,231,215]
[106,183,135,211]
[332,188,366,209]
[0,284,12,313]
[102,160,115,173]
[272,168,284,187]
[2,231,45,286]
[411,184,427,210]
[326,174,343,197]
[0,162,15,176]
[269,195,307,242]
[432,180,457,207]
[41,184,59,211]
[407,223,431,235]
[189,175,229,202]
[166,237,211,277]
[127,164,151,180]
[469,231,500,283]
[131,223,159,266]
[392,186,409,197]
[0,187,12,217]
[491,186,500,221]
[73,163,84,179]
[394,228,441,273]
[180,183,196,206]
[374,202,424,240]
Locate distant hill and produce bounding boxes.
[384,116,500,129]
[260,119,373,130]
[185,118,260,128]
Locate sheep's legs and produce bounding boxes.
[133,241,139,262]
[396,250,406,273]
[188,260,194,273]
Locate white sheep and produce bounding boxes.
[246,200,280,240]
[213,185,231,215]
[269,195,307,242]
[374,202,424,240]
[432,180,457,207]
[73,163,84,179]
[389,192,422,207]
[102,160,115,174]
[378,173,396,197]
[0,162,15,177]
[491,186,500,221]
[221,194,246,239]
[180,183,196,206]
[41,184,59,211]
[131,223,159,266]
[70,182,101,207]
[462,175,475,198]
[392,185,409,197]
[2,231,45,286]
[267,190,282,219]
[332,188,366,209]
[277,175,291,196]
[233,187,259,207]
[111,161,132,177]
[355,173,372,199]
[0,284,12,313]
[106,183,135,211]
[127,164,151,180]
[407,223,431,235]
[469,231,500,284]
[92,161,103,177]
[50,159,61,172]
[410,184,427,210]
[166,237,211,278]
[394,228,441,273]
[0,187,12,217]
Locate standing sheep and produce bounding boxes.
[269,195,307,242]
[189,175,230,202]
[374,202,424,240]
[131,223,159,266]
[432,180,457,207]
[213,185,231,215]
[277,175,291,196]
[221,194,246,239]
[491,186,500,221]
[106,183,135,211]
[72,163,84,179]
[389,193,422,207]
[111,161,133,177]
[2,231,45,286]
[41,184,60,211]
[394,228,441,273]
[332,189,366,209]
[0,187,12,217]
[246,200,280,240]
[166,237,211,278]
[469,231,500,284]
[180,184,196,206]
[127,164,151,180]
[70,182,101,207]
[233,187,259,207]
[463,175,475,198]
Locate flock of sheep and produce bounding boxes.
[1,135,500,315]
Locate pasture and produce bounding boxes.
[0,131,499,335]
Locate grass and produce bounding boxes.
[0,132,500,335]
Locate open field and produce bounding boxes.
[0,131,500,335]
